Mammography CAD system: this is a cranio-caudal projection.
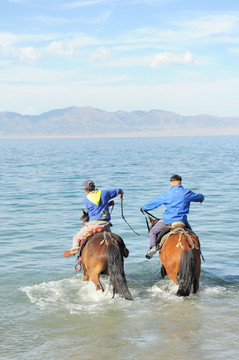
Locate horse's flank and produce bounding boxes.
[159,230,201,296]
[80,231,132,300]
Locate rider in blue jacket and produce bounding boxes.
[72,180,123,249]
[141,175,204,259]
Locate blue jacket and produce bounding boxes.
[142,185,204,224]
[84,188,122,222]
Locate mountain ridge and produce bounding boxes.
[0,106,239,138]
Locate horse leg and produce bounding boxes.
[161,264,167,278]
[193,278,199,293]
[82,262,89,281]
[83,271,89,282]
[193,251,201,293]
[83,265,103,290]
[90,271,104,291]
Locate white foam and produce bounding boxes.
[148,279,179,299]
[19,275,132,313]
[203,286,227,296]
[20,277,81,310]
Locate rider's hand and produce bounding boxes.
[119,191,124,199]
[140,207,144,213]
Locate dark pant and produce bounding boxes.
[149,220,191,248]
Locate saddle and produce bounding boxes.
[79,226,105,254]
[156,222,197,250]
[155,225,171,246]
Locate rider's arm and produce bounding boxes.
[186,190,204,203]
[142,193,165,212]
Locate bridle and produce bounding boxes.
[140,209,159,233]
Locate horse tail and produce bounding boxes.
[107,241,133,300]
[176,250,195,297]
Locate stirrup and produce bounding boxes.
[145,248,156,259]
[75,263,82,272]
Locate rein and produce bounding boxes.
[140,209,159,233]
[121,198,140,236]
[108,200,115,214]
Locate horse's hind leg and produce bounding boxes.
[90,271,104,291]
[193,278,199,293]
[83,271,89,282]
[161,264,167,278]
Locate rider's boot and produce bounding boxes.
[145,247,157,259]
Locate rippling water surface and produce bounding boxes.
[1,136,239,360]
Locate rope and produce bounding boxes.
[158,227,199,252]
[175,228,199,250]
[141,210,159,220]
[140,209,160,233]
[175,229,205,261]
[121,198,140,236]
[109,200,114,214]
[140,209,150,232]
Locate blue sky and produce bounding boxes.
[1,0,239,116]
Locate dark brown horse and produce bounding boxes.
[150,217,202,296]
[80,231,132,300]
[78,208,132,300]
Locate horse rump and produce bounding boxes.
[176,250,195,297]
[107,240,133,300]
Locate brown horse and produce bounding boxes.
[80,231,133,300]
[150,217,202,296]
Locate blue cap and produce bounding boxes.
[82,179,95,190]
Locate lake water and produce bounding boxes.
[1,136,239,360]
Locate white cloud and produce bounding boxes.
[180,14,239,37]
[0,33,17,56]
[19,47,41,65]
[150,50,195,68]
[123,13,239,49]
[46,40,77,57]
[0,32,17,47]
[88,46,110,61]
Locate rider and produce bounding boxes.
[141,175,204,259]
[71,180,124,250]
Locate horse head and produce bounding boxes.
[80,209,89,224]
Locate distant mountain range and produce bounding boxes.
[0,106,239,138]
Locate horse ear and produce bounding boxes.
[149,216,155,224]
[80,209,88,221]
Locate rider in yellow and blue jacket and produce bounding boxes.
[72,180,123,249]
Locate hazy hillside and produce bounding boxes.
[0,106,239,137]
